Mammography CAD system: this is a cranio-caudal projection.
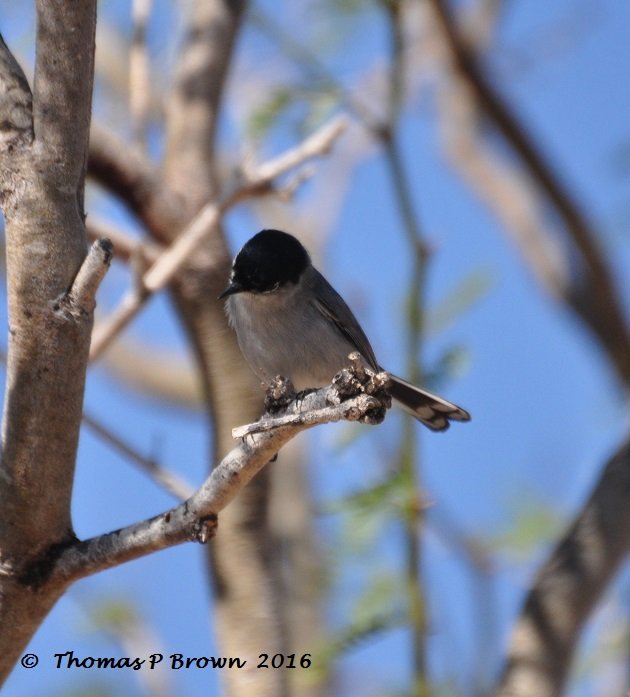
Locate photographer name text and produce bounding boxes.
[20,650,312,671]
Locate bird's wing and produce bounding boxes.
[306,267,380,371]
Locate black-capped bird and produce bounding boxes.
[220,229,470,431]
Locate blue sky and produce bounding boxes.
[1,1,630,696]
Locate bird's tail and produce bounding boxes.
[386,374,470,431]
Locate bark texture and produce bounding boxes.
[493,439,630,697]
[0,2,98,683]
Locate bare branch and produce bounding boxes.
[88,114,348,361]
[48,377,391,585]
[1,2,98,555]
[90,284,149,361]
[233,394,383,438]
[493,437,630,697]
[249,114,347,183]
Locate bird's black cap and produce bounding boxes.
[220,229,311,298]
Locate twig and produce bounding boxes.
[58,238,113,317]
[90,285,149,359]
[82,412,194,501]
[232,393,382,438]
[380,5,430,694]
[248,114,347,183]
[89,114,347,362]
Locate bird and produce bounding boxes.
[219,229,470,431]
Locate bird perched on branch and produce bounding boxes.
[220,229,470,431]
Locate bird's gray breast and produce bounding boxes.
[226,284,358,390]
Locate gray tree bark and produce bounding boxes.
[0,1,99,682]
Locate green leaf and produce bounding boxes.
[310,608,406,680]
[423,344,471,391]
[352,573,403,625]
[492,489,562,558]
[426,269,495,335]
[322,469,408,517]
[246,87,295,139]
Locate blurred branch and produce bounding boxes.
[380,4,430,694]
[493,437,630,697]
[130,0,153,151]
[437,68,568,297]
[87,598,176,697]
[82,412,194,501]
[249,8,382,134]
[0,349,194,502]
[89,123,184,240]
[164,0,246,203]
[430,506,498,695]
[44,377,391,585]
[461,0,506,49]
[427,0,630,386]
[86,216,162,265]
[89,114,347,361]
[100,338,202,408]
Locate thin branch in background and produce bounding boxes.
[89,278,149,361]
[460,0,507,49]
[380,3,430,694]
[130,0,153,152]
[86,216,162,265]
[0,350,193,501]
[429,506,498,696]
[82,412,194,501]
[84,597,176,697]
[436,71,569,297]
[89,114,347,362]
[427,0,630,387]
[249,8,383,135]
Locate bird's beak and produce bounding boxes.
[218,279,243,300]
